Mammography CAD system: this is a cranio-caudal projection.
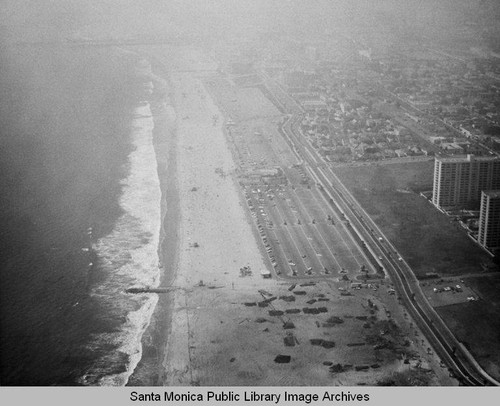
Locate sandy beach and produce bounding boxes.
[161,65,279,385]
[128,47,456,387]
[128,48,273,385]
[3,1,498,391]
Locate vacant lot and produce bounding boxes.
[334,161,494,278]
[436,273,500,380]
[336,161,500,380]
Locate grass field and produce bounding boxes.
[436,274,500,380]
[334,161,495,278]
[335,161,500,379]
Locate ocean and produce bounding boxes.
[0,45,163,385]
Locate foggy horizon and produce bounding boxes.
[1,0,500,395]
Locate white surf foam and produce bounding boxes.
[80,101,162,386]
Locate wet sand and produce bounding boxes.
[127,69,178,385]
[130,47,455,386]
[128,46,274,385]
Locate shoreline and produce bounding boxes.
[128,47,454,386]
[127,67,179,385]
[152,59,291,386]
[0,45,149,385]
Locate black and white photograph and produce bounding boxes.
[1,0,500,400]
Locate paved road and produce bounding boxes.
[267,81,499,386]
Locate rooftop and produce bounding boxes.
[482,190,500,199]
[436,154,500,163]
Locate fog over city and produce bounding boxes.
[2,1,500,42]
[1,0,500,389]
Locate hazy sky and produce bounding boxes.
[1,0,499,47]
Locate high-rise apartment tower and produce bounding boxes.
[432,155,500,209]
[478,190,500,251]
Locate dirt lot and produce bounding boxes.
[437,303,500,380]
[434,274,500,380]
[420,277,477,308]
[334,161,495,278]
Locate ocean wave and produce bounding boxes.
[80,101,162,386]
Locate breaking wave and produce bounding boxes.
[79,101,162,386]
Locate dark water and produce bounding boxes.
[0,45,150,385]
